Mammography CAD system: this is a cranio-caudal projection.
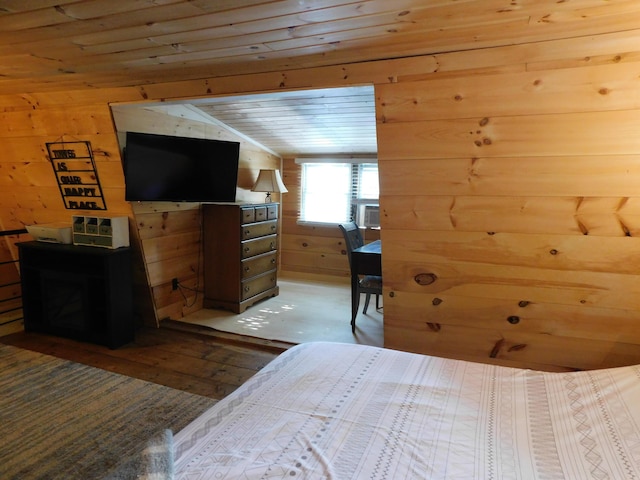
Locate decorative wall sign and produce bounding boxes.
[46,140,107,210]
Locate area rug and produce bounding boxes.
[0,343,216,479]
[179,276,384,347]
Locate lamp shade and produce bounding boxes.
[251,169,288,194]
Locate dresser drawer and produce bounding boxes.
[241,271,277,301]
[241,234,277,259]
[241,207,255,224]
[242,220,277,240]
[240,204,278,225]
[241,251,277,279]
[254,205,267,222]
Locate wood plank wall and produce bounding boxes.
[0,232,26,337]
[0,97,139,325]
[111,105,282,326]
[377,35,640,371]
[1,23,640,370]
[279,156,380,279]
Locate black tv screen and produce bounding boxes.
[123,131,240,202]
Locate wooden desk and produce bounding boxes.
[352,239,382,276]
[350,240,382,328]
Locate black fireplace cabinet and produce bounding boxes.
[17,241,134,349]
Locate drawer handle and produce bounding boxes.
[244,247,251,253]
[244,266,251,272]
[270,258,276,264]
[244,229,250,236]
[244,286,251,292]
[270,225,276,231]
[270,242,274,249]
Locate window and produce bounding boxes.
[298,160,379,225]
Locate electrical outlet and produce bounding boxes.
[172,278,179,290]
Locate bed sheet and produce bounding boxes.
[174,342,640,479]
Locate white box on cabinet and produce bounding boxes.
[72,215,129,248]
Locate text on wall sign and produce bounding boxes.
[46,141,107,210]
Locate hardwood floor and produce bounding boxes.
[0,273,382,401]
[0,323,285,400]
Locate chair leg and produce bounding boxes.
[375,294,380,309]
[363,293,371,314]
[351,290,361,333]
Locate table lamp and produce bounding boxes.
[251,169,288,203]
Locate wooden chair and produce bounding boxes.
[338,222,382,332]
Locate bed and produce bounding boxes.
[172,341,640,479]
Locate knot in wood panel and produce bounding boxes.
[490,338,504,358]
[414,273,437,285]
[508,344,527,352]
[432,297,443,306]
[507,316,520,324]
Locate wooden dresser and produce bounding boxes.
[203,202,279,313]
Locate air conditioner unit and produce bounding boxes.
[363,205,380,227]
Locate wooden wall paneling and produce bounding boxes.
[134,55,437,103]
[280,233,350,277]
[142,230,202,264]
[382,255,640,313]
[602,342,640,369]
[0,100,142,330]
[113,103,281,324]
[133,207,202,241]
[279,215,361,236]
[132,205,203,325]
[2,19,640,367]
[379,157,640,197]
[380,195,582,235]
[383,322,626,372]
[127,220,157,329]
[383,291,640,345]
[0,234,24,337]
[144,242,202,287]
[374,45,640,368]
[382,230,640,275]
[380,195,640,237]
[154,274,204,321]
[377,62,640,122]
[377,110,640,160]
[280,232,345,256]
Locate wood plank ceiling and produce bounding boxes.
[2,0,638,156]
[137,85,377,157]
[2,0,635,95]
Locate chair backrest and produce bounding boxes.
[338,222,364,268]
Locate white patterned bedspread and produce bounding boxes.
[173,342,640,479]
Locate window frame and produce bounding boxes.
[296,158,379,226]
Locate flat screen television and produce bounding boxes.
[123,131,240,202]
